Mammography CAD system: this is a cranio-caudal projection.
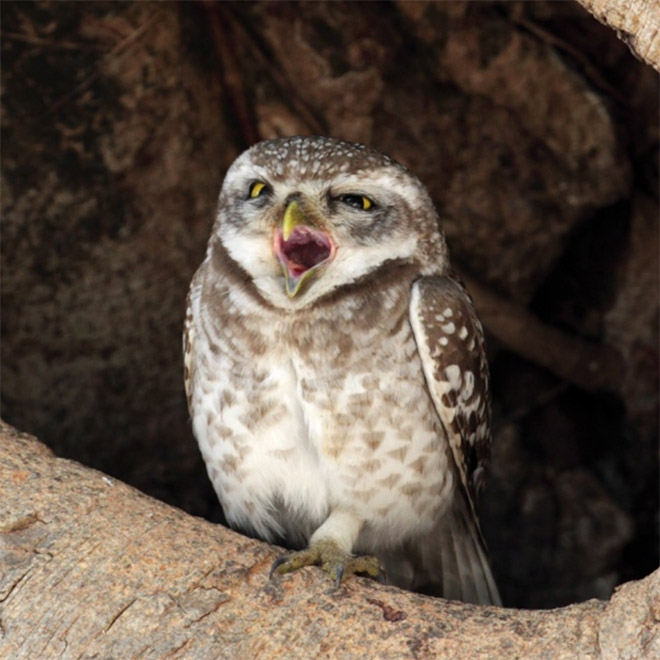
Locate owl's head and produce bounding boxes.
[212,136,448,309]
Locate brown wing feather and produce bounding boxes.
[409,275,491,504]
[406,275,500,604]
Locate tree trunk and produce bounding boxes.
[1,421,657,659]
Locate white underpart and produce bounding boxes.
[189,286,330,541]
[190,273,453,551]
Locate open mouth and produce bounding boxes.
[273,225,335,296]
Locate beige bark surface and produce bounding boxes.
[1,421,658,659]
[576,0,660,70]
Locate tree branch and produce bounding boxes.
[575,0,660,71]
[0,421,656,659]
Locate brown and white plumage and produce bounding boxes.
[184,136,500,605]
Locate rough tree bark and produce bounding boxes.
[1,421,658,659]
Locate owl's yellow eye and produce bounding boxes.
[340,194,373,211]
[249,181,267,198]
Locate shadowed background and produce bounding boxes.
[2,0,657,608]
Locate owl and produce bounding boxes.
[184,136,500,605]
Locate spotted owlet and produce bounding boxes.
[184,136,500,605]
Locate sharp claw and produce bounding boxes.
[334,563,344,588]
[269,555,289,579]
[268,545,380,588]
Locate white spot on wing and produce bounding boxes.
[444,364,462,389]
[462,371,475,399]
[441,322,456,334]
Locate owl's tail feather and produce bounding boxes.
[431,491,501,605]
[380,492,501,606]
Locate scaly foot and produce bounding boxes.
[270,538,381,587]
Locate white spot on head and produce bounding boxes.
[458,326,469,340]
[439,337,449,346]
[443,307,454,317]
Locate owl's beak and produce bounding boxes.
[274,200,335,297]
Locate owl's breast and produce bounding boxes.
[193,280,453,548]
[288,302,454,547]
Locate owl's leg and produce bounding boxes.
[270,511,381,587]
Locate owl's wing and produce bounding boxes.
[409,275,491,503]
[183,271,202,415]
[407,275,500,605]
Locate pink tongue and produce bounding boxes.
[282,227,331,271]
